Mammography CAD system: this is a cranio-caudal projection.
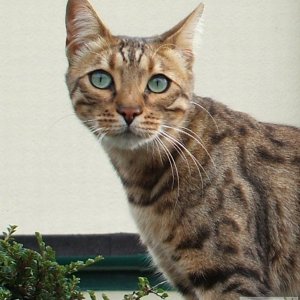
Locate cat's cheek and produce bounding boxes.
[74,103,95,121]
[166,96,190,112]
[164,110,188,127]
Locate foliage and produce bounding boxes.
[0,225,102,300]
[105,277,168,300]
[0,225,168,300]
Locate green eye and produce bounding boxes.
[89,70,113,89]
[147,74,170,93]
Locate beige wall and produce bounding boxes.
[0,0,299,235]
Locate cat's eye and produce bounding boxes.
[147,74,170,94]
[89,70,113,89]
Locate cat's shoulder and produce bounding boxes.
[192,94,300,151]
[194,94,299,133]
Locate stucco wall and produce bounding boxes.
[1,0,299,234]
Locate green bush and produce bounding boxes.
[0,225,168,300]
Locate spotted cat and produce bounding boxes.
[65,1,300,298]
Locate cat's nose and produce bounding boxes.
[116,105,143,126]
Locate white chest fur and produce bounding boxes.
[130,204,186,286]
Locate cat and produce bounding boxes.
[65,0,300,299]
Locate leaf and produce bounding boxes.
[1,226,169,300]
[1,227,102,299]
[101,293,110,300]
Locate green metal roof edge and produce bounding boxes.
[58,254,152,271]
[57,254,173,291]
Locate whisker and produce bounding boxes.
[154,135,175,188]
[161,124,216,170]
[88,124,109,145]
[191,101,220,133]
[152,136,164,165]
[81,117,102,124]
[154,134,180,197]
[97,132,106,143]
[177,125,217,169]
[159,132,192,177]
[94,126,108,144]
[90,127,103,134]
[156,132,181,198]
[46,113,77,131]
[158,134,193,213]
[159,130,206,190]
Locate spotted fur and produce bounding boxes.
[65,1,300,299]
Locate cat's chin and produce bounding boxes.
[101,132,154,151]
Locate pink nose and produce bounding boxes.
[116,105,143,125]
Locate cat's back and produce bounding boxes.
[196,96,300,198]
[194,96,300,166]
[261,121,300,156]
[192,96,300,293]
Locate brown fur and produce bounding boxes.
[65,1,300,298]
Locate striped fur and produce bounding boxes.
[65,1,300,299]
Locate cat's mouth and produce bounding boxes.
[102,125,157,150]
[103,131,150,150]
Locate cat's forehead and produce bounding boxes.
[101,36,160,76]
[88,35,186,86]
[117,37,147,66]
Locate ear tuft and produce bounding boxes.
[160,3,204,59]
[65,0,112,56]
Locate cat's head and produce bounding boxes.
[65,0,203,150]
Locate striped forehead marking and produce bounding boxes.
[119,39,145,65]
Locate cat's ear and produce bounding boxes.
[65,0,112,57]
[160,3,204,60]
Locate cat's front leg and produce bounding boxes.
[198,288,265,300]
[173,253,272,300]
[188,271,272,300]
[173,272,269,300]
[172,282,198,300]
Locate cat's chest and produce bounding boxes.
[130,204,189,285]
[130,205,174,246]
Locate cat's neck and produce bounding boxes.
[103,142,165,174]
[102,97,210,177]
